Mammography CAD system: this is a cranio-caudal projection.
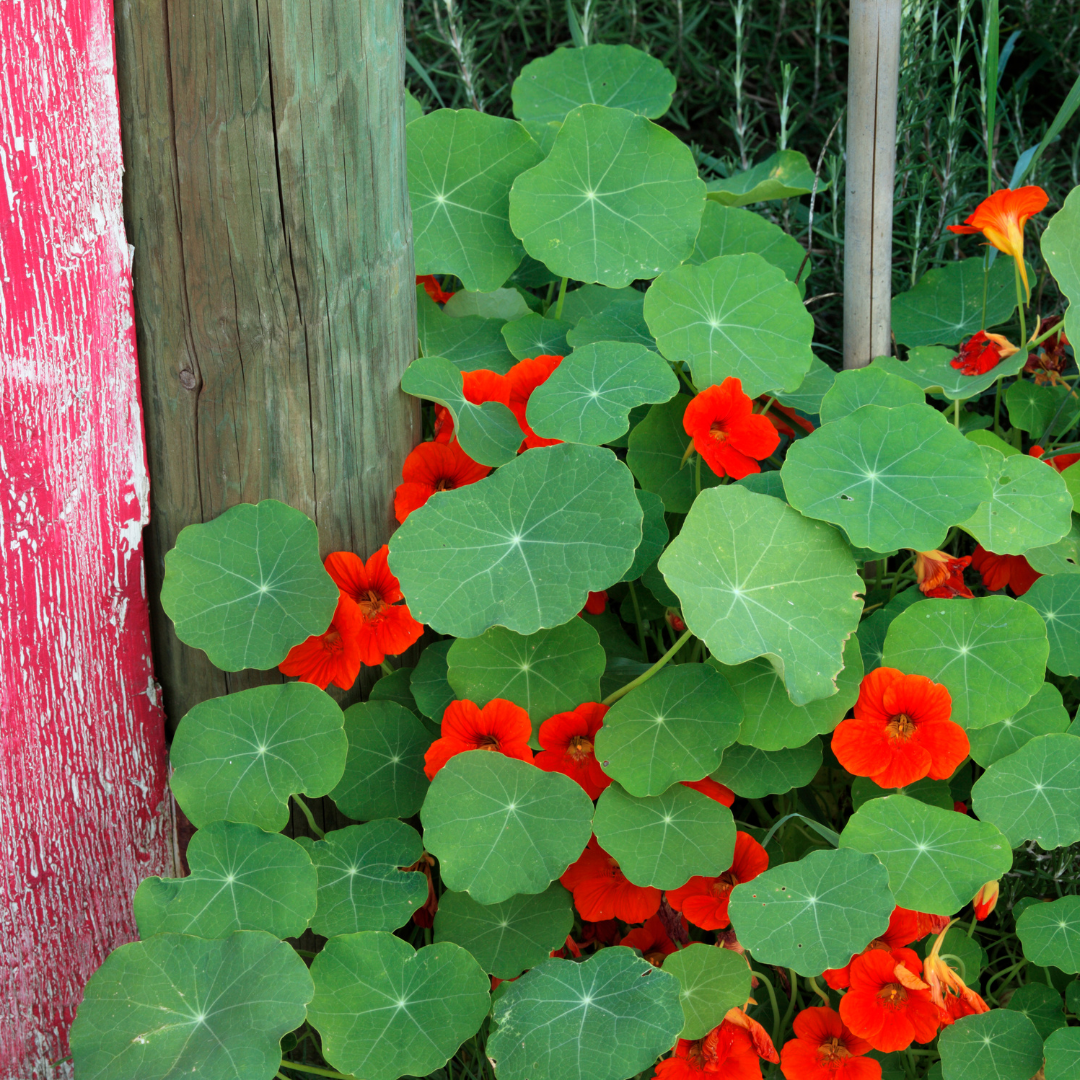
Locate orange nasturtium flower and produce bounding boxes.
[534,702,612,800]
[416,274,455,304]
[972,879,1000,921]
[434,368,512,444]
[914,549,973,599]
[619,912,683,966]
[823,907,949,990]
[394,440,491,522]
[666,831,769,931]
[949,331,1017,377]
[923,923,990,1027]
[947,185,1048,299]
[560,836,661,923]
[656,1019,770,1080]
[278,593,364,691]
[831,667,969,789]
[580,590,608,616]
[507,354,564,450]
[423,698,534,780]
[780,1007,881,1080]
[681,776,736,806]
[683,378,781,479]
[971,544,1041,596]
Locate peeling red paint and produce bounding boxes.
[0,1,173,1076]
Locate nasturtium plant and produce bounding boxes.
[502,311,572,360]
[1022,572,1080,675]
[937,1009,1044,1080]
[818,365,926,424]
[712,738,824,797]
[566,297,657,351]
[967,682,1071,766]
[873,345,1029,402]
[662,944,752,1038]
[704,149,816,206]
[1041,184,1080,341]
[689,201,806,288]
[1016,896,1080,973]
[417,287,517,373]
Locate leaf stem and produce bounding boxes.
[292,795,325,839]
[280,1063,357,1079]
[601,629,693,706]
[554,276,569,321]
[627,580,648,656]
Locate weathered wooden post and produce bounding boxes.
[843,0,902,368]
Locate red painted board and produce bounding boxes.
[0,1,174,1076]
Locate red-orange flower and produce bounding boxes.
[947,186,1049,298]
[683,379,780,479]
[535,702,612,800]
[656,1021,765,1080]
[780,1008,880,1080]
[423,698,534,780]
[831,667,969,789]
[915,549,973,598]
[278,594,364,690]
[324,547,424,667]
[839,947,940,1053]
[619,913,682,966]
[762,399,815,439]
[972,880,1000,921]
[950,331,1017,376]
[560,836,661,923]
[417,274,454,304]
[923,924,989,1027]
[822,907,947,989]
[507,355,563,450]
[681,776,736,806]
[433,368,512,444]
[666,832,768,930]
[971,545,1041,596]
[581,590,608,616]
[394,441,491,522]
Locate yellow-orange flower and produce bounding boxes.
[972,880,1000,921]
[923,923,990,1026]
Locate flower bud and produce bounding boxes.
[666,609,686,633]
[972,880,1000,921]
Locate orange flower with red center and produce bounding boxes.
[434,368,512,444]
[947,186,1049,298]
[823,907,949,989]
[656,1020,768,1080]
[831,667,969,789]
[780,1007,880,1080]
[560,836,661,923]
[972,880,1000,921]
[914,549,973,599]
[949,331,1017,377]
[278,594,364,690]
[619,912,683,966]
[394,441,491,522]
[922,923,989,1027]
[666,831,769,930]
[683,379,780,479]
[838,947,940,1053]
[423,698,534,780]
[971,545,1041,596]
[416,274,454,304]
[507,355,563,450]
[681,776,736,806]
[534,702,612,800]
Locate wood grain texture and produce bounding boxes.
[115,0,420,730]
[0,1,175,1075]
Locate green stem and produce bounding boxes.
[807,975,830,1004]
[993,377,1005,435]
[780,970,799,1036]
[1015,258,1028,358]
[280,1063,357,1079]
[953,398,961,428]
[554,276,569,321]
[292,795,325,839]
[380,659,394,677]
[601,629,693,706]
[627,580,648,657]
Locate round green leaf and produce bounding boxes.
[592,782,736,889]
[447,618,606,730]
[169,683,347,830]
[417,286,516,373]
[1023,573,1080,675]
[565,297,657,352]
[369,665,420,716]
[509,105,705,288]
[774,356,836,414]
[970,733,1080,849]
[1017,896,1080,972]
[389,443,643,638]
[502,312,572,360]
[329,700,431,820]
[712,739,823,797]
[133,821,316,939]
[1004,982,1066,1039]
[300,819,428,936]
[872,347,1028,402]
[851,776,955,812]
[560,283,642,324]
[644,253,815,398]
[818,366,926,425]
[512,44,676,124]
[662,944,753,1039]
[622,489,669,581]
[445,288,531,321]
[659,485,864,706]
[728,847,894,976]
[309,932,490,1080]
[968,682,1071,767]
[782,403,992,552]
[1046,1026,1080,1080]
[160,500,338,671]
[840,795,1013,915]
[421,750,595,904]
[405,89,424,125]
[1008,381,1080,438]
[411,639,456,721]
[487,948,684,1080]
[689,202,806,288]
[434,883,574,978]
[1027,513,1080,576]
[1044,187,1080,342]
[937,1009,1044,1080]
[593,664,742,796]
[714,636,862,751]
[959,445,1073,554]
[527,341,678,445]
[881,596,1049,729]
[705,150,816,206]
[70,932,312,1080]
[409,110,543,292]
[855,586,923,672]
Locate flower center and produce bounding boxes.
[567,735,594,760]
[358,589,384,620]
[476,735,500,750]
[878,983,908,1009]
[709,420,728,442]
[322,628,343,653]
[818,1037,851,1065]
[643,949,666,968]
[435,477,452,492]
[886,713,917,740]
[712,874,737,898]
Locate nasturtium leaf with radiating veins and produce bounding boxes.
[855,587,923,671]
[712,739,823,798]
[644,254,815,398]
[1017,896,1080,972]
[160,500,338,672]
[938,1009,1044,1080]
[594,664,742,796]
[487,947,684,1080]
[690,202,806,288]
[592,782,735,889]
[705,149,817,206]
[872,346,1028,402]
[728,847,893,976]
[69,931,313,1080]
[401,355,522,467]
[565,298,657,351]
[1042,185,1080,342]
[410,639,456,721]
[508,105,705,288]
[133,821,316,940]
[405,88,424,125]
[1007,380,1080,438]
[1063,461,1080,510]
[389,443,643,638]
[782,403,992,552]
[663,944,753,1039]
[659,486,864,705]
[1004,982,1067,1039]
[298,820,428,936]
[512,44,676,124]
[501,312,571,360]
[369,666,420,719]
[851,776,954,811]
[522,119,562,156]
[774,356,836,415]
[309,932,490,1080]
[328,700,431,821]
[840,795,1013,915]
[818,366,926,425]
[968,682,1071,766]
[970,733,1080,849]
[527,341,679,445]
[1027,513,1080,576]
[447,618,605,729]
[421,750,594,904]
[445,288,532,322]
[891,255,1018,347]
[714,636,862,752]
[559,284,642,324]
[959,445,1073,554]
[434,883,574,979]
[622,489,669,582]
[416,287,516,374]
[1022,573,1080,675]
[1045,1026,1080,1080]
[169,682,347,830]
[736,471,787,501]
[968,429,1023,457]
[881,597,1048,729]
